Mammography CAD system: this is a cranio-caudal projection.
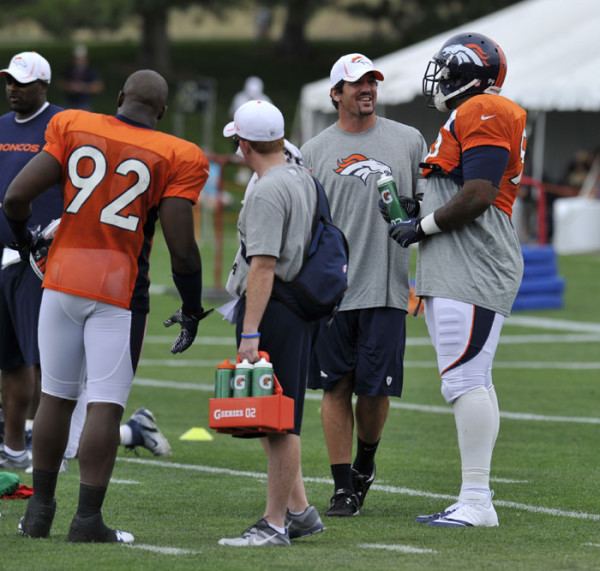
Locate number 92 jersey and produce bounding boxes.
[42,109,209,310]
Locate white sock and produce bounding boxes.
[267,522,286,534]
[120,424,133,446]
[453,386,496,500]
[4,445,26,457]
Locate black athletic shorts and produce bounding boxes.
[235,296,314,436]
[0,262,43,370]
[309,307,406,397]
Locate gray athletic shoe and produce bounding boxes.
[286,505,325,539]
[126,408,171,456]
[218,518,291,547]
[0,449,31,470]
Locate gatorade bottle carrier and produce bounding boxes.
[209,351,294,435]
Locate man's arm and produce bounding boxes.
[160,197,211,353]
[238,255,276,363]
[4,151,62,221]
[432,179,498,231]
[388,179,498,247]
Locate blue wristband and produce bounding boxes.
[240,332,261,339]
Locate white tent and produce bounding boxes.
[298,0,600,182]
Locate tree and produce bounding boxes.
[344,0,523,45]
[260,0,339,57]
[13,0,243,74]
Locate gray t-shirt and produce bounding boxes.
[226,163,316,297]
[416,176,524,316]
[301,117,427,310]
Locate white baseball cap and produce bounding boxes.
[0,52,51,84]
[223,99,284,142]
[330,53,383,88]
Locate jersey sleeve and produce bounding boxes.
[42,111,70,164]
[164,143,209,204]
[454,98,511,154]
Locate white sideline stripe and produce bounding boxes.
[142,333,600,346]
[117,458,600,522]
[360,543,437,554]
[138,358,600,370]
[127,544,200,556]
[584,543,600,548]
[111,479,140,485]
[490,477,529,484]
[133,378,600,425]
[507,316,600,333]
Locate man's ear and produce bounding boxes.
[330,87,341,104]
[239,139,251,156]
[157,104,167,121]
[116,90,124,108]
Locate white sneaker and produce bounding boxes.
[219,518,290,547]
[125,408,171,456]
[427,499,498,527]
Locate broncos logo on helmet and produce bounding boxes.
[334,153,392,184]
[439,43,490,68]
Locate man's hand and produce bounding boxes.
[378,196,421,223]
[163,307,213,354]
[388,217,426,247]
[29,233,53,280]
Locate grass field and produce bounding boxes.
[1,230,599,570]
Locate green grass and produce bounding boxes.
[1,230,600,569]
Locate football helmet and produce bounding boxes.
[423,32,507,112]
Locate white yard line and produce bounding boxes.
[142,333,600,346]
[133,378,600,425]
[111,479,140,485]
[507,316,600,333]
[490,477,530,484]
[126,544,200,556]
[138,358,600,370]
[359,543,437,554]
[117,457,600,523]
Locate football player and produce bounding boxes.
[385,32,526,527]
[3,69,211,543]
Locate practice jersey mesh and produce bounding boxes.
[42,110,209,309]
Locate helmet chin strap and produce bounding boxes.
[434,77,481,112]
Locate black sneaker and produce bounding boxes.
[18,496,56,538]
[68,512,134,543]
[351,465,376,508]
[325,488,360,517]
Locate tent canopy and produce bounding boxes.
[300,0,600,115]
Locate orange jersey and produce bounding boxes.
[422,94,527,216]
[42,110,209,309]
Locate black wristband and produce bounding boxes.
[172,270,203,316]
[2,209,31,248]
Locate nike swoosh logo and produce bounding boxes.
[481,114,496,121]
[320,370,328,378]
[251,534,281,546]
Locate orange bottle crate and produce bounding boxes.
[209,373,294,435]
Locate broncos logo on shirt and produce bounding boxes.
[334,153,391,184]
